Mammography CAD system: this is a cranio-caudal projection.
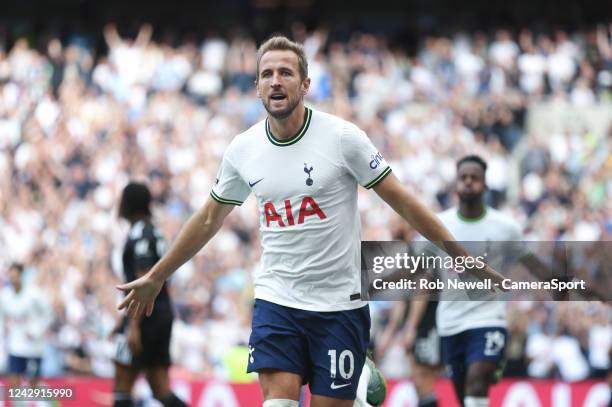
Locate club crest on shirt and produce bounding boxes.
[304,163,314,186]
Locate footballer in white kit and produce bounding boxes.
[211,106,391,399]
[212,106,391,312]
[0,263,53,384]
[435,155,525,407]
[435,207,522,337]
[117,37,506,407]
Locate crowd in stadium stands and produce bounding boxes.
[0,22,610,382]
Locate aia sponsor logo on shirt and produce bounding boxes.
[264,196,326,227]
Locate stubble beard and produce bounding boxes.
[263,94,301,120]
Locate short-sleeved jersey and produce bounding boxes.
[0,285,52,358]
[211,107,391,311]
[434,207,525,336]
[122,220,171,313]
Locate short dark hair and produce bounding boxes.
[256,35,308,80]
[9,263,24,274]
[119,182,152,220]
[457,155,487,174]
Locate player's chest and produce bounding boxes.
[453,224,510,241]
[241,148,345,202]
[3,293,31,317]
[449,222,513,255]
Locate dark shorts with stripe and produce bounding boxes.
[247,299,371,400]
[412,302,441,366]
[441,327,507,381]
[114,309,173,369]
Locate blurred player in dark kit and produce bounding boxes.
[113,182,186,407]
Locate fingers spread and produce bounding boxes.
[146,303,154,317]
[132,302,141,319]
[127,299,137,317]
[117,290,134,310]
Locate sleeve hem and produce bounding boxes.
[210,190,244,206]
[364,167,392,189]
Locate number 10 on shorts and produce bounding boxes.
[328,349,355,379]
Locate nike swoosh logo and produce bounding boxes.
[330,382,351,390]
[249,178,264,188]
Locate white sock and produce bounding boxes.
[263,399,299,407]
[464,396,489,407]
[355,360,371,405]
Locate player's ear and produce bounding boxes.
[301,77,311,96]
[255,80,261,99]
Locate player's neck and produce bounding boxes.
[458,201,486,220]
[267,104,306,141]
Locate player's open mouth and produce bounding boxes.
[270,94,286,101]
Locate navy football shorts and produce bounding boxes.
[247,299,371,400]
[441,327,507,381]
[8,354,42,378]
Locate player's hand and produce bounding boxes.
[469,264,508,292]
[116,272,163,318]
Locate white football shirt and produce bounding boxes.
[211,107,391,311]
[0,284,53,358]
[434,207,525,336]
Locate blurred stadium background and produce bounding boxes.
[0,0,610,405]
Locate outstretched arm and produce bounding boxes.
[135,23,153,48]
[103,23,122,49]
[520,252,607,301]
[374,173,464,256]
[373,174,506,285]
[117,198,234,317]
